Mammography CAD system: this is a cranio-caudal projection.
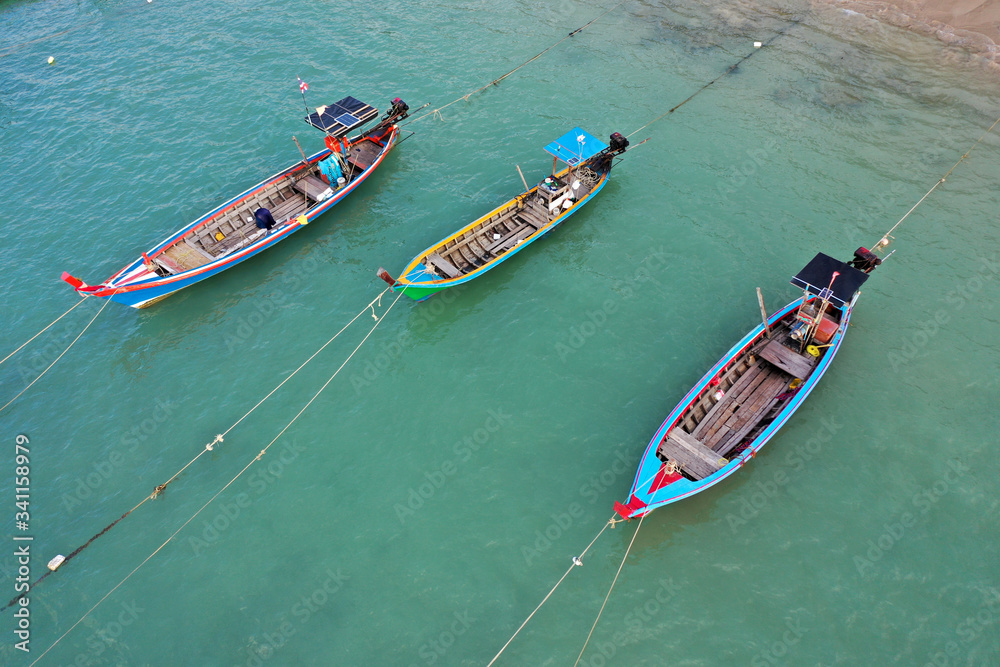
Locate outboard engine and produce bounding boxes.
[386,97,409,123]
[608,132,629,154]
[370,97,411,136]
[587,132,629,173]
[848,246,881,274]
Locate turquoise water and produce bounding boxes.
[1,0,999,665]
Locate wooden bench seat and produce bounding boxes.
[514,211,544,230]
[484,224,533,254]
[294,175,330,202]
[153,254,183,275]
[426,252,463,278]
[657,428,727,480]
[759,339,816,379]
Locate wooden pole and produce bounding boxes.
[756,288,771,339]
[292,136,308,163]
[800,272,839,352]
[552,156,558,177]
[291,136,310,208]
[515,164,529,192]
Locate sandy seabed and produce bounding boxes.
[818,0,1000,69]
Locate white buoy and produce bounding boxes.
[47,56,55,65]
[754,41,763,48]
[47,555,66,571]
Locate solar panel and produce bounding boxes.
[305,96,379,137]
[334,112,360,127]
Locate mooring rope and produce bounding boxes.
[0,292,117,415]
[872,111,1000,248]
[404,1,625,126]
[626,22,797,139]
[486,450,686,665]
[2,286,393,612]
[486,515,619,667]
[29,286,410,664]
[0,296,87,368]
[573,512,647,666]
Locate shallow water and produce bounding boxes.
[1,0,998,665]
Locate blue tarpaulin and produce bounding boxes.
[543,128,607,166]
[319,157,342,184]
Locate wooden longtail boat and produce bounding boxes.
[615,250,882,519]
[379,128,629,301]
[62,96,410,308]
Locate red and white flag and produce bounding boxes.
[297,76,308,93]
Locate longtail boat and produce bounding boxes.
[378,128,629,301]
[615,248,884,519]
[62,96,410,308]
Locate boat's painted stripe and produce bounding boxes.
[392,167,610,291]
[621,295,856,517]
[82,128,398,303]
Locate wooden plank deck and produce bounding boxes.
[345,140,381,171]
[269,195,307,222]
[690,360,792,454]
[657,428,727,480]
[759,339,816,379]
[692,362,768,441]
[708,371,789,455]
[211,228,265,255]
[160,242,211,272]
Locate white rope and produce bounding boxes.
[874,112,1000,247]
[486,451,690,665]
[0,293,115,415]
[30,286,410,665]
[0,295,88,367]
[573,512,647,667]
[15,286,395,610]
[486,516,616,667]
[221,285,392,437]
[405,2,624,126]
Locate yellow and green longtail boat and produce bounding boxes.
[379,128,629,301]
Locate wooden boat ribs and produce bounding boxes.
[421,173,596,278]
[658,318,829,480]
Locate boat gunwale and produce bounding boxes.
[620,292,858,517]
[90,126,399,298]
[394,165,610,289]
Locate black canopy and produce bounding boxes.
[790,252,869,308]
[304,96,379,137]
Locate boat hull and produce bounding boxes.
[68,126,400,308]
[616,293,858,519]
[391,166,611,301]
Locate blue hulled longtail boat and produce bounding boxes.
[63,96,410,308]
[615,248,883,519]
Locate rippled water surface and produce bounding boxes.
[1,0,998,665]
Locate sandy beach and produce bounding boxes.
[824,0,1000,66]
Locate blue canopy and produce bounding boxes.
[543,128,607,166]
